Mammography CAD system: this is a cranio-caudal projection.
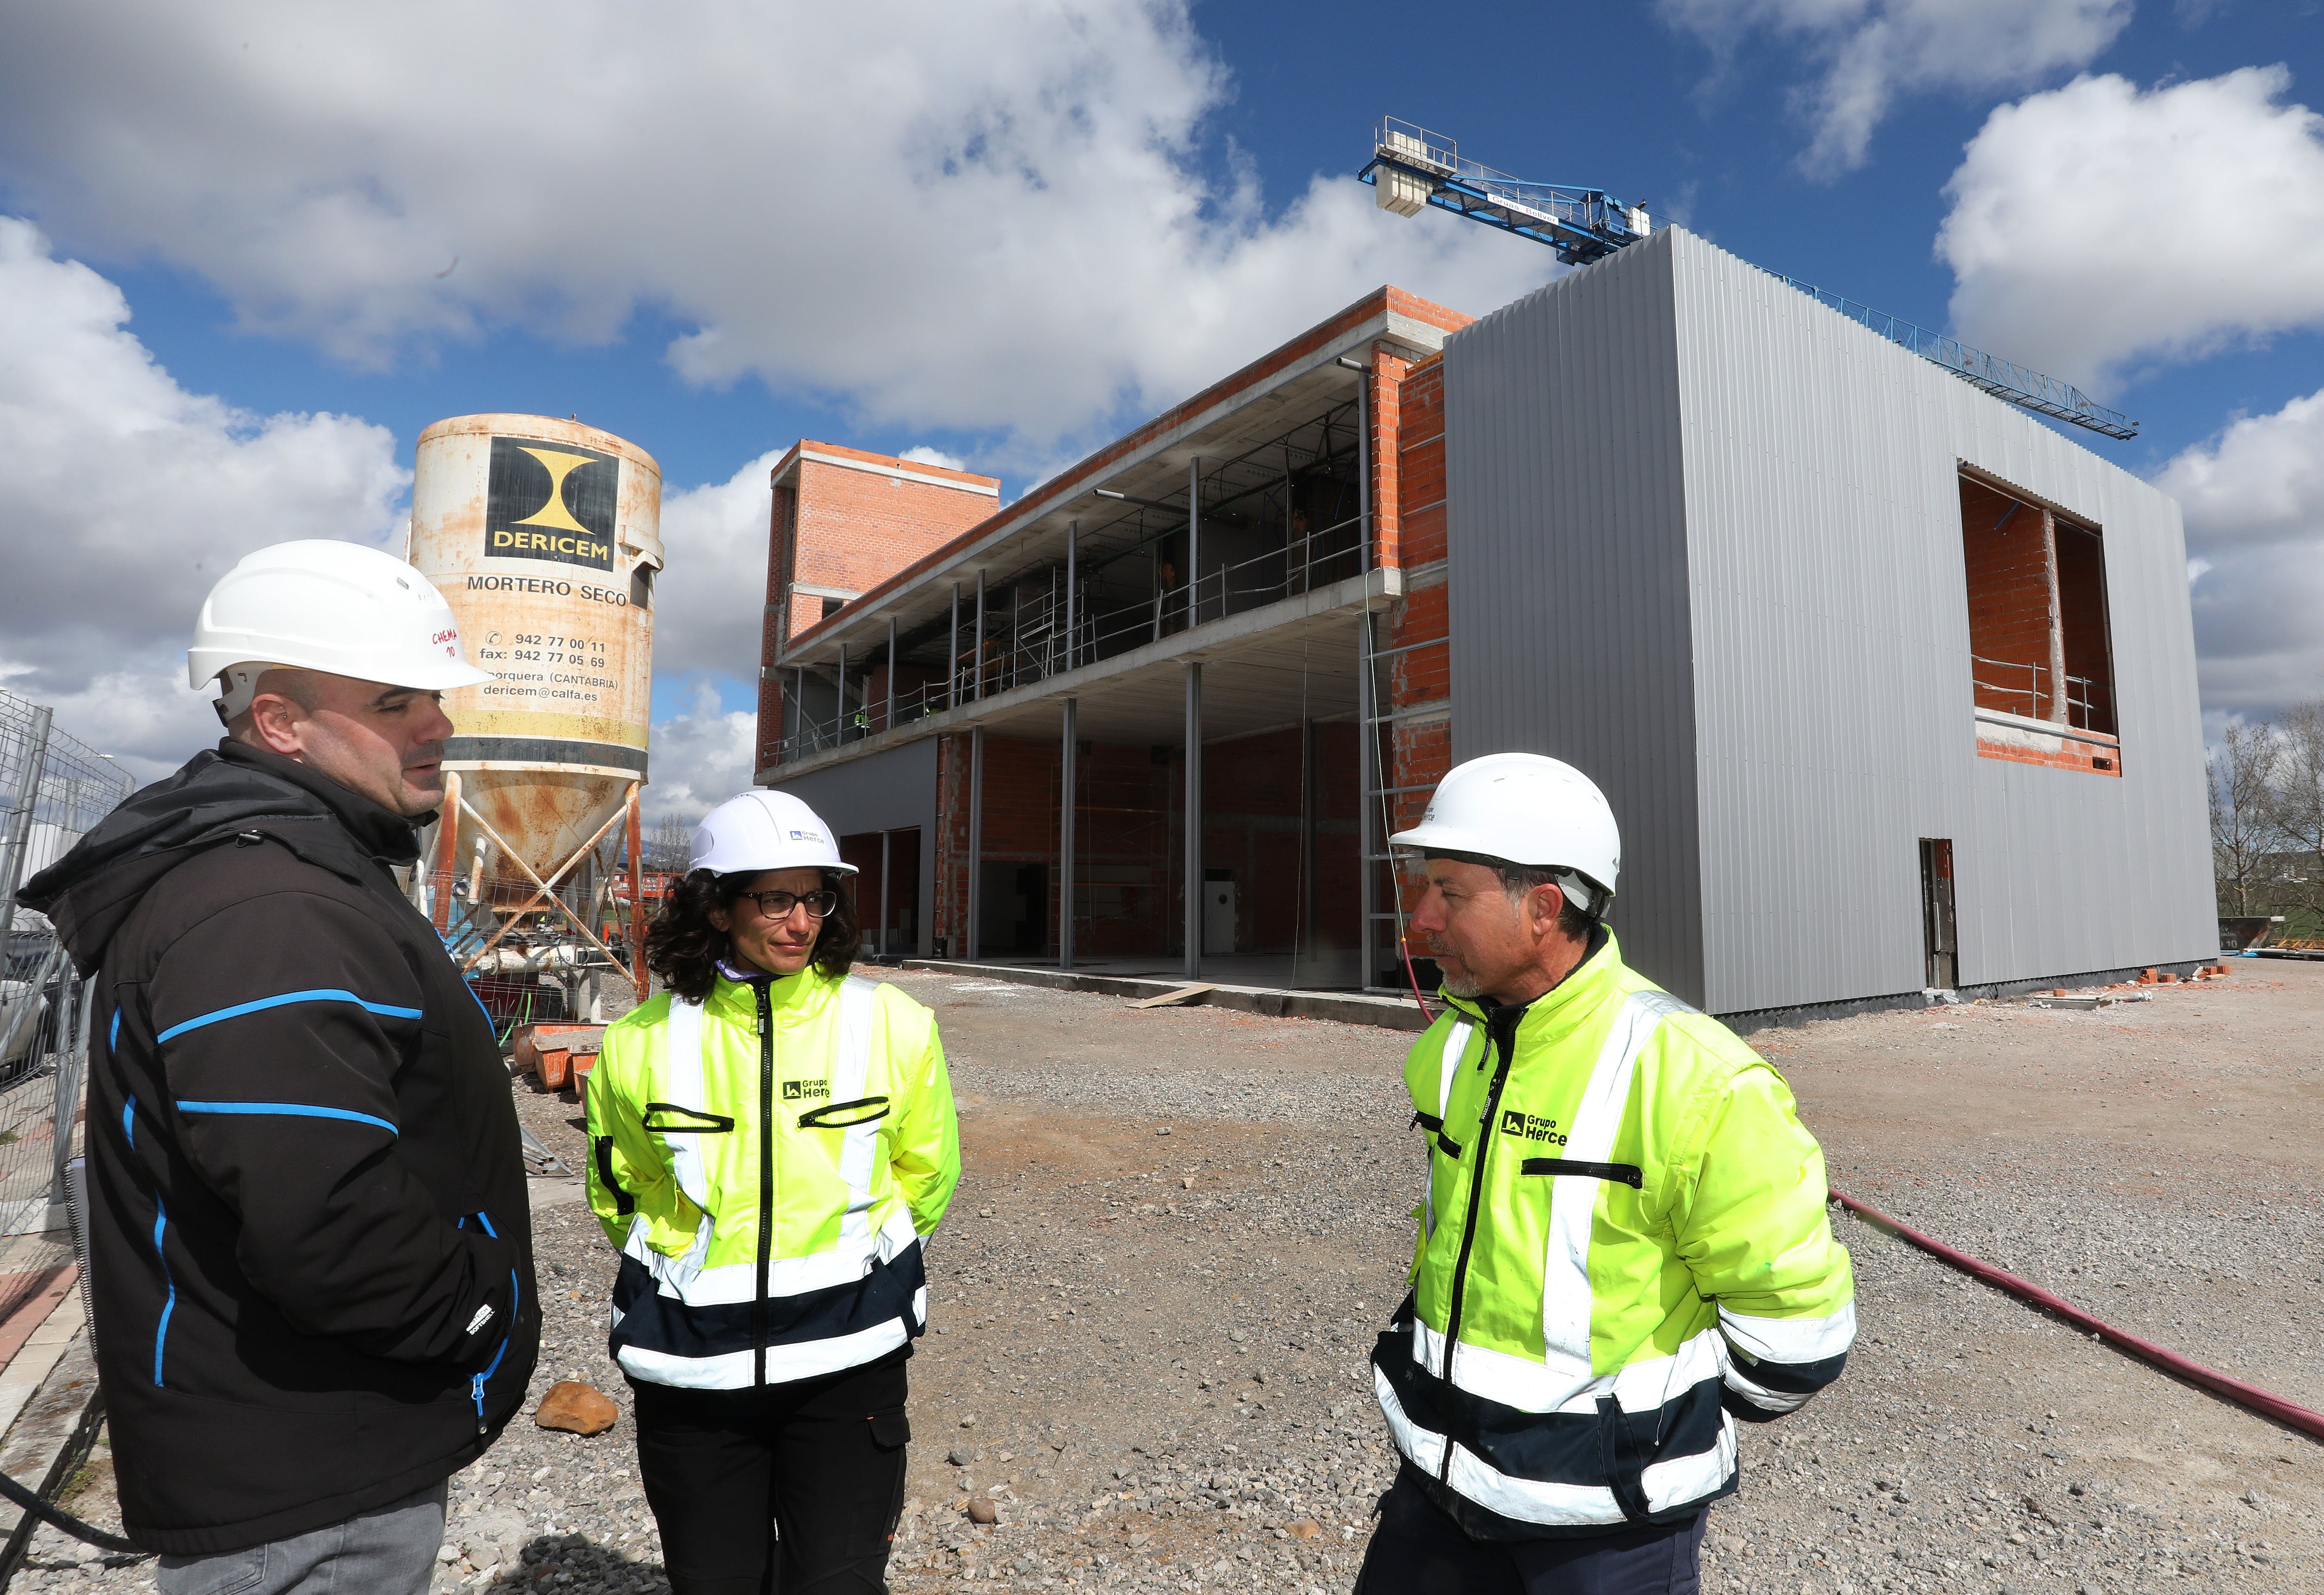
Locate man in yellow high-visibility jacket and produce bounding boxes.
[1360,754,1855,1593]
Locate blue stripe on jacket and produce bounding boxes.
[155,989,423,1045]
[176,1101,400,1137]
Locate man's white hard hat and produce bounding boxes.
[1389,752,1621,910]
[690,790,859,877]
[188,540,494,715]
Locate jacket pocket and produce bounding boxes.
[1519,1157,1644,1189]
[456,1209,520,1437]
[799,1095,890,1131]
[641,1103,735,1133]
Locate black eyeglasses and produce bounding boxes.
[734,888,840,920]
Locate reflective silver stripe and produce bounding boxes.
[834,975,880,1251]
[661,997,712,1208]
[1414,1318,1726,1417]
[615,1310,916,1391]
[1721,1358,1810,1414]
[624,1208,919,1307]
[1425,1020,1474,1240]
[1540,990,1691,1371]
[1719,1301,1856,1365]
[1642,1412,1736,1514]
[1378,1347,1735,1527]
[621,979,892,1309]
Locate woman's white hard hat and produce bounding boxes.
[690,790,858,877]
[188,540,495,714]
[1389,752,1621,908]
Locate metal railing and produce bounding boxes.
[771,514,1370,762]
[1780,279,2137,440]
[0,687,132,1325]
[1971,655,2106,733]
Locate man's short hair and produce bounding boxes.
[225,667,326,736]
[1429,850,1599,941]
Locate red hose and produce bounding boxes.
[1831,1188,2324,1443]
[1397,932,1436,1021]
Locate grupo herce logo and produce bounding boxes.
[485,435,617,570]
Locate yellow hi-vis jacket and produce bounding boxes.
[585,967,959,1390]
[1373,932,1853,1540]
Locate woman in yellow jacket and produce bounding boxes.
[587,789,960,1595]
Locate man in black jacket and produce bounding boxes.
[23,540,539,1592]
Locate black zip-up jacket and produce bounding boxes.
[22,740,540,1555]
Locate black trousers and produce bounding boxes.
[629,1350,911,1595]
[1355,1467,1705,1595]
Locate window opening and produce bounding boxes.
[1958,468,2119,775]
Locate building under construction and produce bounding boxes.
[755,226,2214,1021]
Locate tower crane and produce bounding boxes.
[1360,117,2136,439]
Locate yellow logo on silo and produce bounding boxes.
[486,435,617,570]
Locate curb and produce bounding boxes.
[897,961,1434,1033]
[0,1307,104,1586]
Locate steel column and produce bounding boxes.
[1187,459,1201,627]
[1064,523,1077,672]
[949,583,961,710]
[966,725,986,960]
[836,642,848,743]
[974,571,986,701]
[1059,697,1077,972]
[886,616,898,732]
[1355,356,1378,991]
[879,828,893,957]
[2042,508,2067,725]
[1183,662,1202,980]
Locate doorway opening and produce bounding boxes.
[1919,838,1958,990]
[979,860,1049,956]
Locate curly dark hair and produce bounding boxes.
[645,868,862,1002]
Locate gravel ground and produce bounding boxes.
[13,962,2321,1593]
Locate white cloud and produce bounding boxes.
[0,2,1551,467]
[1941,67,2324,389]
[652,452,786,686]
[0,218,406,782]
[2159,386,2324,674]
[2156,388,2324,718]
[898,446,968,472]
[1659,0,2127,177]
[640,681,759,826]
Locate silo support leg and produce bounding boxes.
[456,797,635,975]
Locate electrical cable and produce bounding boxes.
[1831,1188,2324,1444]
[0,1469,146,1557]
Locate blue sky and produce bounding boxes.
[0,0,2319,810]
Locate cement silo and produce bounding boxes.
[408,415,663,1003]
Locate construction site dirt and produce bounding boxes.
[15,964,2321,1593]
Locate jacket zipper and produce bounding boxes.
[1433,1008,1520,1484]
[463,1210,516,1437]
[753,981,775,1389]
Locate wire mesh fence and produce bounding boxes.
[0,687,132,1327]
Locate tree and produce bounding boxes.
[2210,718,2278,915]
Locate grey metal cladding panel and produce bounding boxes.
[1445,231,1704,1005]
[1665,231,2211,1013]
[769,735,941,838]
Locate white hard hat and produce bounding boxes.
[1389,753,1621,911]
[188,540,494,713]
[690,790,858,877]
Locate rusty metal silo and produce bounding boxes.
[407,414,663,1002]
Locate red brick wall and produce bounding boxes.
[756,447,998,771]
[2054,526,2115,734]
[1961,476,2060,719]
